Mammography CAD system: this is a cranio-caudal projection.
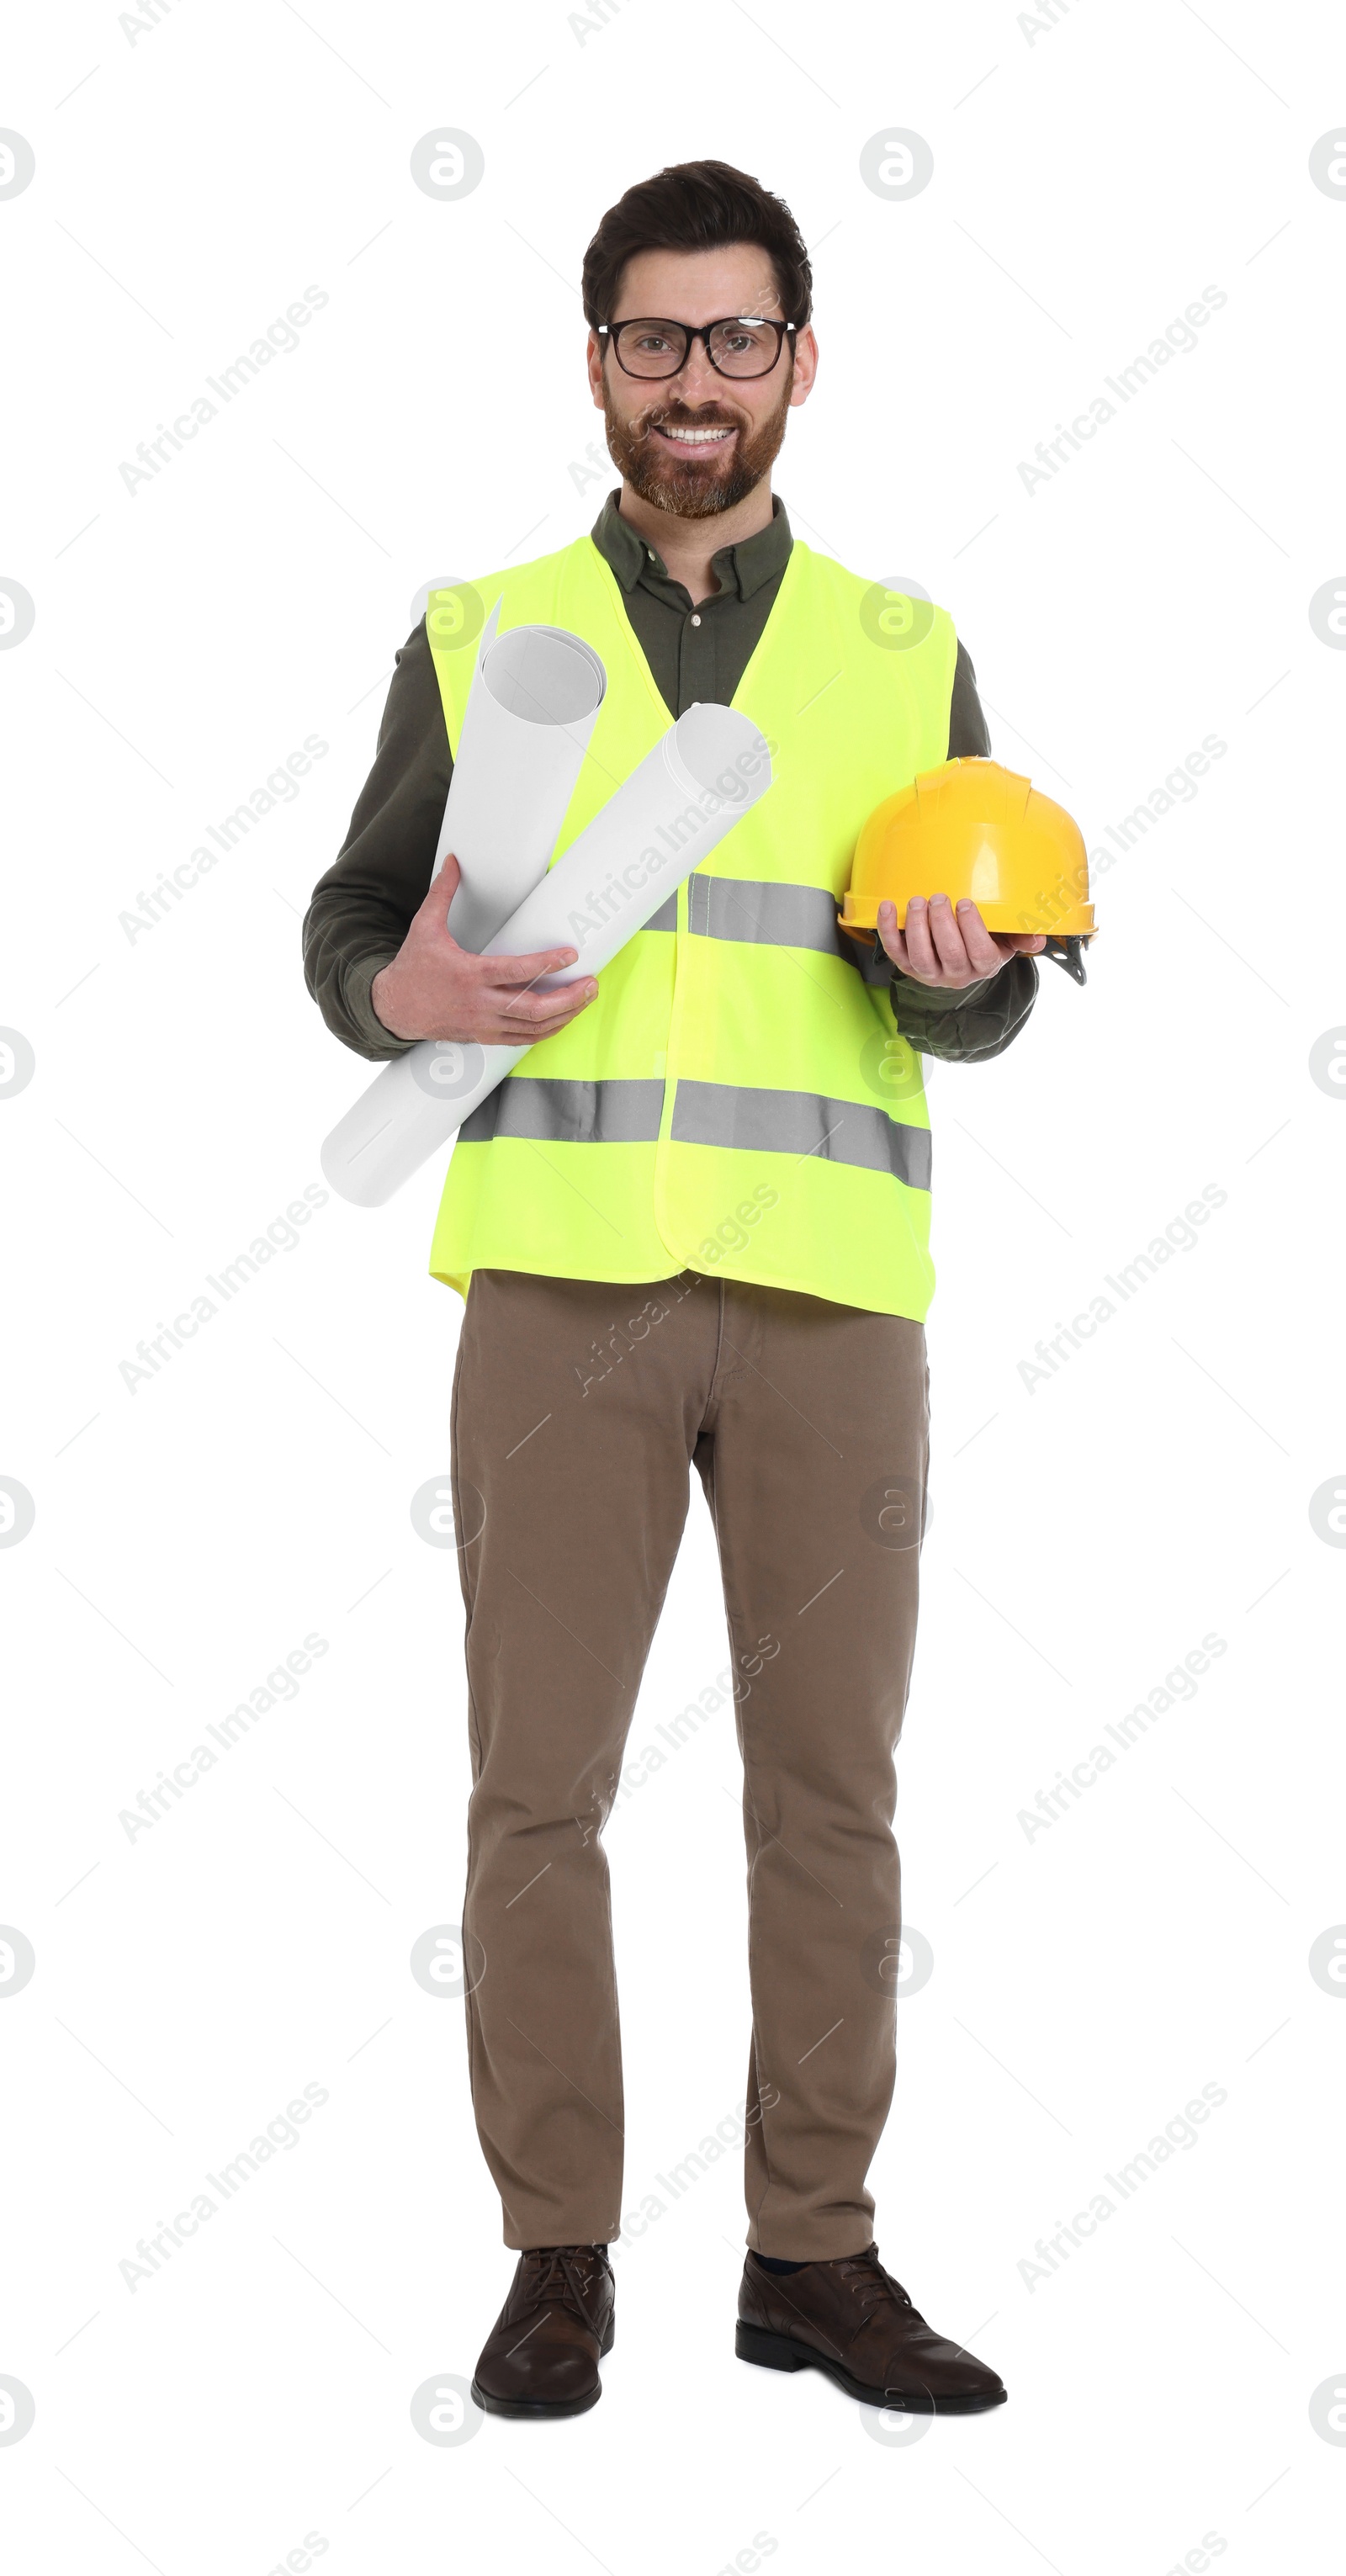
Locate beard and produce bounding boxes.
[600,363,793,518]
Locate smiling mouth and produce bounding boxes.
[651,419,738,456]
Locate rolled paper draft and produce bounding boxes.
[320,702,773,1207]
[435,603,607,953]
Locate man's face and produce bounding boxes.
[586,244,818,519]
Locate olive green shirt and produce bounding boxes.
[303,490,1037,1063]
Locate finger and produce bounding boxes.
[422,851,461,923]
[899,897,941,983]
[499,978,598,1025]
[482,944,583,986]
[500,986,596,1026]
[874,900,906,968]
[925,893,972,978]
[484,998,595,1043]
[484,1010,589,1041]
[951,899,1011,975]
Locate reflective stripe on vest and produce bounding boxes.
[670,1080,933,1188]
[460,1077,664,1146]
[462,1072,931,1187]
[686,873,891,983]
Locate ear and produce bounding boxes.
[788,326,819,406]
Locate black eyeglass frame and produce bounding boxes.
[596,315,798,380]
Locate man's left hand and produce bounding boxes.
[877,893,1046,989]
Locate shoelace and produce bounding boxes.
[518,2245,608,2338]
[834,2245,917,2318]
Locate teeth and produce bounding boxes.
[660,424,734,442]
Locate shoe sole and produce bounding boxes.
[735,2320,1006,2414]
[471,2321,614,2420]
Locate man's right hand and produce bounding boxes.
[370,854,598,1045]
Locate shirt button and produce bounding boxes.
[691,613,702,626]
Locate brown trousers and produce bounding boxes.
[449,1267,929,2259]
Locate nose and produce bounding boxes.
[666,341,723,405]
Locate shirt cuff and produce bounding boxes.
[344,951,416,1057]
[888,964,1004,1010]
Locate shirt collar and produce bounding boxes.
[591,487,792,602]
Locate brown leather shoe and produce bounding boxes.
[471,2245,615,2418]
[737,2244,1006,2413]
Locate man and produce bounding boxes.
[305,159,1044,2420]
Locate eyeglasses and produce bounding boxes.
[597,315,798,380]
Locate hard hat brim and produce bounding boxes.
[840,896,1097,937]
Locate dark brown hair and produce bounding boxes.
[581,159,813,333]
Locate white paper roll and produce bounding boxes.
[321,702,773,1207]
[436,603,607,953]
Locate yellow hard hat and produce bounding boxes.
[840,756,1097,983]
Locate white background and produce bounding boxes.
[3,3,1343,2570]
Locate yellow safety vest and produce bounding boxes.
[425,533,957,1320]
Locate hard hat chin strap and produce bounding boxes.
[1041,935,1088,987]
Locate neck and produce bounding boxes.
[615,476,775,605]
